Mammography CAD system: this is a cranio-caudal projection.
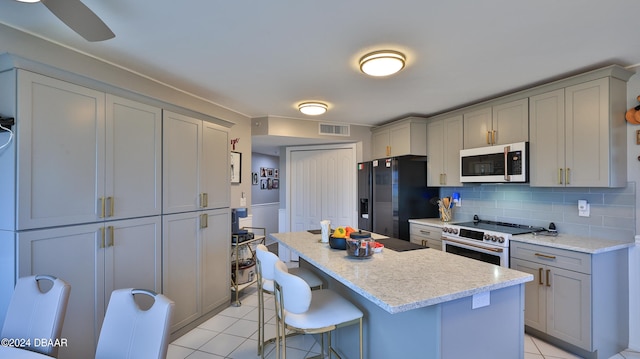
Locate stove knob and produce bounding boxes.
[453,228,458,235]
[483,234,490,241]
[491,236,497,242]
[497,237,505,243]
[443,227,449,233]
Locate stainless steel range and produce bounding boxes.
[441,215,545,267]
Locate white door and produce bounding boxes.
[288,145,357,232]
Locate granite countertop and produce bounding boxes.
[408,218,447,227]
[269,231,532,314]
[409,218,635,254]
[511,233,634,254]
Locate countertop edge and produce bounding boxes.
[275,234,533,314]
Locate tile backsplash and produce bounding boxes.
[439,182,636,241]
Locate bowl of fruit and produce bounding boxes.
[329,226,355,250]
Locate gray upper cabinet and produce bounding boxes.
[12,71,162,230]
[463,98,528,149]
[371,117,427,159]
[529,77,628,187]
[427,115,463,186]
[163,111,230,214]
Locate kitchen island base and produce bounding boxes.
[301,259,526,359]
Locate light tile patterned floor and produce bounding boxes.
[168,280,640,359]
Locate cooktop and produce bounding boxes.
[454,218,545,235]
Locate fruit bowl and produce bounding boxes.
[329,235,347,250]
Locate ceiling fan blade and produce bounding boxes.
[41,0,115,42]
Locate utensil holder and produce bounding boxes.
[440,207,452,222]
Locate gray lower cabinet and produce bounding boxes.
[409,222,442,250]
[510,241,628,359]
[163,208,231,334]
[17,216,161,359]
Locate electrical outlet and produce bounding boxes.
[578,200,590,217]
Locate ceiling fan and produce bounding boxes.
[17,0,115,42]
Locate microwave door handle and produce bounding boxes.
[504,145,511,181]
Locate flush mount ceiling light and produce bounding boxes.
[359,50,406,77]
[298,102,328,116]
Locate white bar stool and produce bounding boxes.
[273,260,363,359]
[255,244,323,358]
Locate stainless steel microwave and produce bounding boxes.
[460,142,528,183]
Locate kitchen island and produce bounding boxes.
[270,231,533,359]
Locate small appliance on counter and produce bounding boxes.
[231,207,254,243]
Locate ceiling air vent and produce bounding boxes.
[319,123,350,136]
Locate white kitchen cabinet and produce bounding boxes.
[529,77,627,187]
[511,241,628,358]
[13,71,162,230]
[426,115,463,186]
[409,222,442,250]
[463,98,528,149]
[163,110,230,214]
[163,208,231,333]
[371,117,427,159]
[18,216,161,359]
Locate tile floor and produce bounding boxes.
[167,281,640,359]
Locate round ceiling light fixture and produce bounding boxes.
[359,50,406,77]
[298,102,328,116]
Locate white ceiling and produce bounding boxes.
[1,0,639,154]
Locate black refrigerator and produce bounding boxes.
[359,156,439,240]
[357,161,373,231]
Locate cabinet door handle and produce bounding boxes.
[99,197,106,218]
[566,168,570,185]
[534,252,556,260]
[486,131,491,145]
[99,227,105,248]
[199,193,209,208]
[546,269,551,287]
[107,196,114,217]
[200,213,208,228]
[558,168,563,185]
[108,226,114,247]
[538,268,544,285]
[492,130,496,145]
[386,146,391,157]
[420,230,431,236]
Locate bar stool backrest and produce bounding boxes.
[274,260,312,314]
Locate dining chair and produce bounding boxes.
[95,288,174,359]
[273,260,363,359]
[255,244,323,358]
[1,275,71,358]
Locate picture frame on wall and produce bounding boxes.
[260,179,267,189]
[273,179,279,189]
[274,169,279,179]
[230,151,241,184]
[267,168,274,177]
[252,172,258,185]
[260,167,267,177]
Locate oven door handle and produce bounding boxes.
[443,237,504,253]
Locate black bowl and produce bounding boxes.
[329,235,347,250]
